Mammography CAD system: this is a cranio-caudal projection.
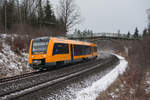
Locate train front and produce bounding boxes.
[28,37,50,70]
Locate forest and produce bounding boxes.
[0,0,80,36]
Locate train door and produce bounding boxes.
[71,44,74,61]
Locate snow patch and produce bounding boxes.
[0,34,31,78]
[145,80,150,94]
[109,92,118,99]
[75,54,128,100]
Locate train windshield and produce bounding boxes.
[32,39,49,54]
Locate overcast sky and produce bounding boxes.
[51,0,150,34]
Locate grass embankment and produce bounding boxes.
[97,36,150,100]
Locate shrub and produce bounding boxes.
[129,36,150,69]
[0,42,2,51]
[11,36,28,54]
[5,36,12,46]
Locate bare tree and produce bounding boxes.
[146,9,150,34]
[21,0,40,23]
[57,0,81,34]
[147,9,150,21]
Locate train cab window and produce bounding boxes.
[53,43,69,55]
[32,39,49,54]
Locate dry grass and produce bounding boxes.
[0,35,2,51]
[97,36,150,100]
[6,24,65,37]
[11,37,27,53]
[4,35,30,54]
[0,43,2,51]
[96,68,150,100]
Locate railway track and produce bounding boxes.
[0,54,119,100]
[0,72,38,83]
[0,61,83,84]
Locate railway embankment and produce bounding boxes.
[96,36,150,100]
[0,53,119,100]
[0,34,32,79]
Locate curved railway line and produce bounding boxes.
[0,54,119,100]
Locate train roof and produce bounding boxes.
[33,37,50,42]
[51,37,96,46]
[33,37,97,46]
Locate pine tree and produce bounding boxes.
[77,29,81,38]
[127,31,130,38]
[44,0,56,27]
[134,27,139,38]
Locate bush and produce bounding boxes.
[125,35,150,99]
[0,43,2,51]
[129,36,150,69]
[5,36,12,46]
[11,36,29,54]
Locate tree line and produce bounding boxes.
[73,26,150,39]
[0,0,80,36]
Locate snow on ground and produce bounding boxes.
[0,34,31,78]
[75,54,128,100]
[145,80,150,94]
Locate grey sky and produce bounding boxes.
[51,0,150,34]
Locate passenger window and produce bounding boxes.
[74,45,92,56]
[53,43,69,55]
